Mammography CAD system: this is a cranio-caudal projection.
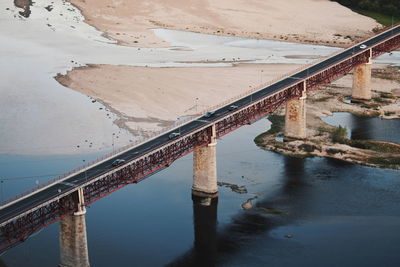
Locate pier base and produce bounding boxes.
[284,93,307,140]
[352,60,372,101]
[59,207,90,267]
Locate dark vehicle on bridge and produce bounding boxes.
[168,132,180,139]
[228,105,238,111]
[112,159,125,166]
[204,111,215,118]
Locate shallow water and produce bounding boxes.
[322,112,400,143]
[1,116,400,266]
[1,1,400,266]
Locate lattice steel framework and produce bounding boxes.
[0,193,78,250]
[372,34,400,58]
[1,28,400,252]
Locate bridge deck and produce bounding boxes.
[1,25,399,251]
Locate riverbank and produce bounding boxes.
[255,65,400,170]
[67,0,379,48]
[56,63,300,134]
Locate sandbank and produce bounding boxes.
[67,0,380,48]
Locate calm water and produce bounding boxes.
[322,112,400,143]
[1,116,399,266]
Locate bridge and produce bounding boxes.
[1,24,400,266]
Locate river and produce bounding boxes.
[1,116,400,266]
[1,1,400,266]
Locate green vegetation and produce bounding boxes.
[380,92,396,99]
[367,156,400,166]
[266,115,285,135]
[360,102,380,109]
[384,111,396,116]
[312,96,331,103]
[326,148,345,155]
[331,125,348,143]
[334,0,400,26]
[298,143,318,153]
[347,139,400,153]
[373,97,391,104]
[254,115,285,146]
[317,126,333,136]
[356,9,400,26]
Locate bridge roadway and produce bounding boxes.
[1,25,400,227]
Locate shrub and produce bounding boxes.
[331,125,348,143]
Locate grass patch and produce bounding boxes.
[354,9,400,27]
[357,111,381,118]
[326,148,345,155]
[266,115,285,135]
[367,157,400,167]
[373,97,391,104]
[331,125,348,143]
[298,144,318,153]
[380,92,396,99]
[312,96,331,103]
[254,114,285,146]
[317,126,333,136]
[384,111,396,116]
[360,102,380,109]
[347,140,400,153]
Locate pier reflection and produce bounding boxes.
[192,196,218,267]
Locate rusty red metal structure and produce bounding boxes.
[1,25,400,252]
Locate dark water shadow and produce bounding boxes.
[168,156,308,266]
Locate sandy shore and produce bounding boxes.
[68,0,380,48]
[56,63,298,133]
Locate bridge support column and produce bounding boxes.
[192,125,218,198]
[284,90,307,140]
[352,56,372,101]
[59,188,90,267]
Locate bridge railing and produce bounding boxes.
[2,24,400,208]
[0,115,196,207]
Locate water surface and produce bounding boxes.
[323,112,400,143]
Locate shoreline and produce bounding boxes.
[255,65,400,170]
[66,0,380,48]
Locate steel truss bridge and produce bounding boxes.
[1,25,400,251]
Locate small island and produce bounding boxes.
[255,65,400,170]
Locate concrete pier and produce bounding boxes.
[284,91,307,140]
[352,58,372,101]
[59,189,90,267]
[192,125,218,198]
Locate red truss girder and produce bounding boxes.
[306,50,370,92]
[216,82,304,137]
[0,192,78,250]
[1,29,400,252]
[372,34,400,59]
[83,127,213,204]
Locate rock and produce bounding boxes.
[241,200,253,210]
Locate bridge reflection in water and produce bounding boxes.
[168,156,306,266]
